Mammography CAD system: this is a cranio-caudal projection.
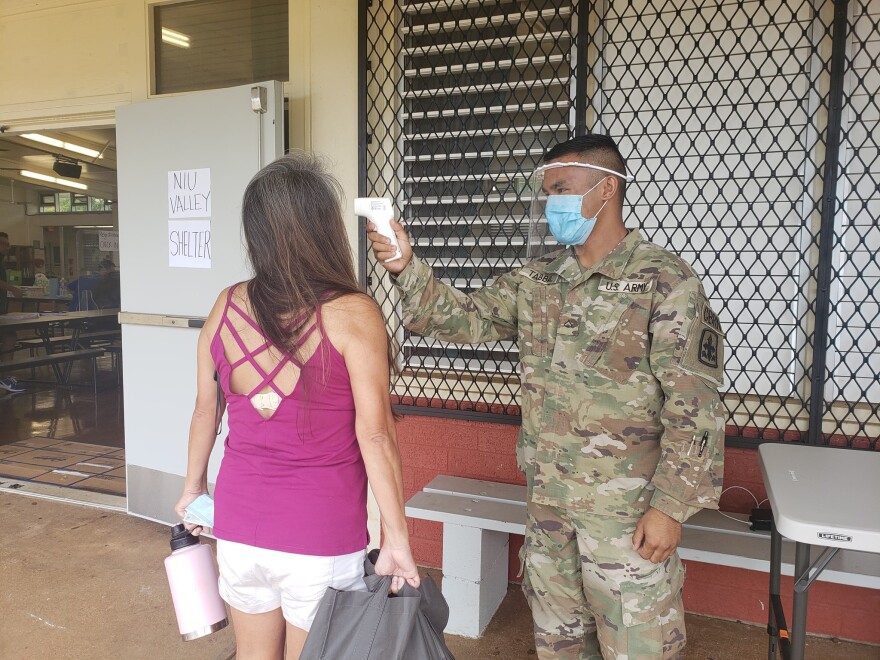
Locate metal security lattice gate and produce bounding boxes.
[360,0,880,450]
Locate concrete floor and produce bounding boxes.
[1,493,876,660]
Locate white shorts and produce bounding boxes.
[216,539,367,630]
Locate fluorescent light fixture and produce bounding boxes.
[20,133,102,159]
[74,226,115,229]
[161,27,191,48]
[20,170,88,190]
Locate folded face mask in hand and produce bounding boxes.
[183,494,215,528]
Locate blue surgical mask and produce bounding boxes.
[183,494,215,527]
[544,179,608,246]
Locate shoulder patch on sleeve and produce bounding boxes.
[681,297,725,386]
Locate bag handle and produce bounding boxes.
[317,589,339,659]
[347,575,393,660]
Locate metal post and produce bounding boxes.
[790,542,811,660]
[807,0,851,445]
[768,520,782,659]
[574,0,589,137]
[357,0,369,291]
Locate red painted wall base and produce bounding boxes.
[398,414,879,645]
[682,560,880,645]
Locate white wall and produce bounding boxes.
[0,185,38,245]
[0,203,34,245]
[290,0,360,257]
[0,0,149,131]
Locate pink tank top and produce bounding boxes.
[209,285,368,555]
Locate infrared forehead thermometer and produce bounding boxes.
[354,197,402,263]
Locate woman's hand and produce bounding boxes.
[174,488,210,536]
[374,542,421,592]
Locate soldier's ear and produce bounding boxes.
[603,176,616,199]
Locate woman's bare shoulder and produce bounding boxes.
[323,291,380,314]
[321,293,386,347]
[200,286,235,343]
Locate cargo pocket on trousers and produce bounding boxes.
[619,556,686,659]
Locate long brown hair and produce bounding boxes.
[241,153,394,372]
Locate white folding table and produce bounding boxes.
[758,443,880,659]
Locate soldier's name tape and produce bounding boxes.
[521,269,560,284]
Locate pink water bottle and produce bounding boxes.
[164,523,229,641]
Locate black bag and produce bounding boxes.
[300,549,456,660]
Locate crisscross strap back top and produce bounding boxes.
[208,284,368,555]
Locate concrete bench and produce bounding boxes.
[405,475,880,638]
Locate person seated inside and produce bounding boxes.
[66,272,102,311]
[67,260,119,310]
[91,259,120,309]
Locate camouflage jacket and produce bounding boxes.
[394,230,724,522]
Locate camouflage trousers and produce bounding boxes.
[522,501,686,660]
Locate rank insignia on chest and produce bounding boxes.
[599,278,655,294]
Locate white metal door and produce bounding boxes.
[116,82,283,523]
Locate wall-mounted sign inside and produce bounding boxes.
[99,231,119,252]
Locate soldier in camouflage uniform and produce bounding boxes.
[367,134,724,659]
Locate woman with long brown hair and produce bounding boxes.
[175,154,418,660]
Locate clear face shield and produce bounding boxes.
[526,162,634,260]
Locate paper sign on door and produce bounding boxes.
[168,168,211,218]
[169,219,211,268]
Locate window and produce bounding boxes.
[153,0,289,95]
[88,198,107,212]
[366,0,576,415]
[39,193,55,213]
[37,192,113,214]
[71,194,89,212]
[58,193,72,213]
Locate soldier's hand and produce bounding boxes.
[366,219,413,275]
[632,508,681,564]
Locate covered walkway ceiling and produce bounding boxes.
[0,128,117,201]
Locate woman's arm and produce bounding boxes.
[328,294,419,589]
[174,289,228,533]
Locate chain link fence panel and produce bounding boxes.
[361,0,879,450]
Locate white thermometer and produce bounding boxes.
[354,197,402,263]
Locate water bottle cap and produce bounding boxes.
[170,522,200,551]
